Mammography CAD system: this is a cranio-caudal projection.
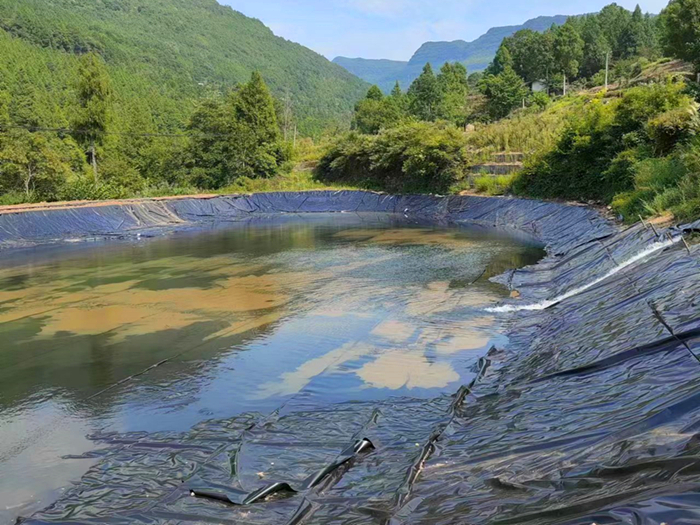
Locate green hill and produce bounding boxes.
[0,0,369,134]
[333,15,569,92]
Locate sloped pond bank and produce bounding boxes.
[3,191,700,525]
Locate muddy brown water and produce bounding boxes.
[0,213,543,523]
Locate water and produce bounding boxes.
[0,213,543,523]
[486,236,682,313]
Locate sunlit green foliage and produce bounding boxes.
[353,86,407,134]
[317,122,468,193]
[514,82,698,203]
[660,0,700,70]
[0,0,367,135]
[480,67,529,120]
[73,52,113,179]
[187,72,286,189]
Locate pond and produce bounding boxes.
[0,213,543,523]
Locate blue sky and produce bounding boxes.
[221,0,669,61]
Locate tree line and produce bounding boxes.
[319,0,700,221]
[352,3,668,131]
[0,52,288,202]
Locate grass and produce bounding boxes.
[218,168,354,195]
[473,174,517,195]
[464,97,580,166]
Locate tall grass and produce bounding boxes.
[464,98,580,164]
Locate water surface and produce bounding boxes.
[0,213,543,523]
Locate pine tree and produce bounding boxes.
[365,85,384,101]
[72,52,113,180]
[660,0,700,70]
[391,82,403,99]
[234,71,281,146]
[485,45,514,76]
[580,17,612,78]
[231,71,282,179]
[553,22,584,92]
[481,66,528,120]
[620,5,650,57]
[436,63,470,127]
[408,63,440,121]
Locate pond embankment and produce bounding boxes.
[7,191,700,524]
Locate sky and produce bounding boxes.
[221,0,669,61]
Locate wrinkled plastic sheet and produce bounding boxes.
[9,192,700,524]
[0,192,615,255]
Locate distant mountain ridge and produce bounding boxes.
[334,15,569,92]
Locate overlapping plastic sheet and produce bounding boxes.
[8,192,700,524]
[0,192,613,252]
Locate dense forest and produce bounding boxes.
[318,0,700,222]
[2,0,700,224]
[0,0,367,202]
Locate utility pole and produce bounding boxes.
[605,51,610,90]
[563,74,567,97]
[90,139,98,181]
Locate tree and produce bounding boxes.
[598,3,634,58]
[187,97,230,189]
[661,0,700,70]
[553,22,584,91]
[579,17,612,79]
[508,30,554,84]
[481,66,528,120]
[353,85,404,134]
[366,85,384,101]
[485,44,514,76]
[0,130,80,198]
[232,71,284,179]
[436,63,470,127]
[408,63,441,121]
[619,5,654,58]
[72,52,113,180]
[187,72,284,188]
[390,81,410,114]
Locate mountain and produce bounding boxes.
[332,57,408,88]
[0,0,369,134]
[334,15,569,93]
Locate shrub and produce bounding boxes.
[514,83,696,203]
[317,122,468,194]
[612,155,688,219]
[646,103,699,155]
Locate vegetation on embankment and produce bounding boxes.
[315,0,700,223]
[0,0,366,205]
[3,0,700,224]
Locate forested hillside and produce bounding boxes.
[319,1,700,222]
[0,0,368,134]
[0,0,372,203]
[333,15,568,92]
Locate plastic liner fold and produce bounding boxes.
[10,191,700,525]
